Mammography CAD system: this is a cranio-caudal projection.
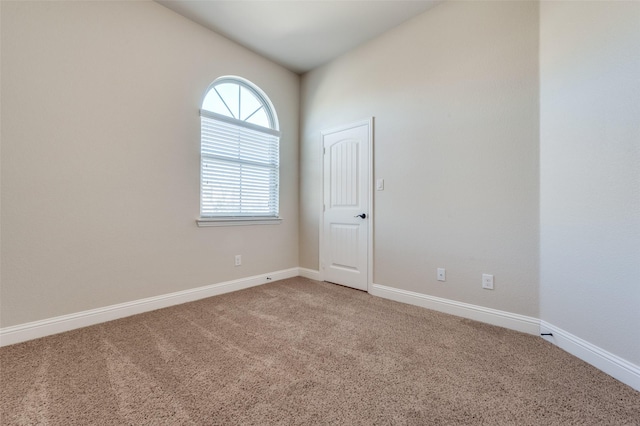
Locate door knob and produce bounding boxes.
[354,213,367,219]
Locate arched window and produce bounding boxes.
[198,77,280,225]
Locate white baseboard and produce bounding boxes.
[3,271,638,393]
[540,321,640,392]
[0,268,299,347]
[369,283,639,392]
[370,283,540,335]
[298,268,321,281]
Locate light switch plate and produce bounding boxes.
[482,274,494,290]
[376,179,384,191]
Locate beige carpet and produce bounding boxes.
[1,277,639,425]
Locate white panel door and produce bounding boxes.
[322,121,371,291]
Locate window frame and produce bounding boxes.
[197,76,282,227]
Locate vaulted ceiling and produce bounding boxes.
[156,1,441,74]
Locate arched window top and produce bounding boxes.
[201,76,278,131]
[198,76,281,223]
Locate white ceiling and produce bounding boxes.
[156,1,441,74]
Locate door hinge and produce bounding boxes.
[323,147,326,155]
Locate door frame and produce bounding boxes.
[319,117,374,292]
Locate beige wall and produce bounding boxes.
[1,0,637,377]
[0,0,299,327]
[300,1,540,316]
[540,1,640,365]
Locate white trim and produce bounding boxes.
[319,117,374,291]
[298,268,321,281]
[319,118,374,141]
[370,283,640,391]
[318,127,326,283]
[199,109,281,137]
[370,283,540,335]
[197,217,282,227]
[0,268,299,347]
[367,118,374,293]
[540,321,640,392]
[202,76,280,133]
[3,270,638,392]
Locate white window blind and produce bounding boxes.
[200,110,280,218]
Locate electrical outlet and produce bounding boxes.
[482,274,494,290]
[235,255,242,266]
[437,268,446,282]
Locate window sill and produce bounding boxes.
[196,217,283,227]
